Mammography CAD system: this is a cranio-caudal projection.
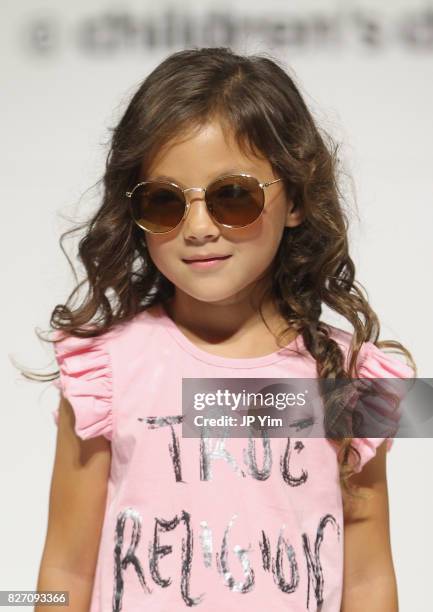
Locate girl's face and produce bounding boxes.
[143,119,303,307]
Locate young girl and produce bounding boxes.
[34,47,416,611]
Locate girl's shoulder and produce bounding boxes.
[324,323,414,473]
[50,306,161,440]
[52,305,163,356]
[324,322,415,379]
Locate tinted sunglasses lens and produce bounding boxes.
[130,182,185,233]
[207,176,264,227]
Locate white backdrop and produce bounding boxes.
[2,1,432,610]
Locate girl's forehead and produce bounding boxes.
[143,149,269,184]
[143,118,265,172]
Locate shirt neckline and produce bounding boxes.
[153,302,304,369]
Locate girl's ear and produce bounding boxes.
[285,200,305,228]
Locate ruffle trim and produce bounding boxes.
[349,342,414,473]
[51,329,113,441]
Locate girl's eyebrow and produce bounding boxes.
[149,167,258,184]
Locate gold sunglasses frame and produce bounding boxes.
[125,172,284,234]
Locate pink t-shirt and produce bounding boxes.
[51,304,413,611]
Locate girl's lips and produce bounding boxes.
[182,255,232,269]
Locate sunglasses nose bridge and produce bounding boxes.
[181,186,218,231]
[182,186,208,214]
[183,186,206,199]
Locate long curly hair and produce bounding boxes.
[20,46,416,500]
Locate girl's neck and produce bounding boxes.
[161,290,297,353]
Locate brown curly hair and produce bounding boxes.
[19,46,416,500]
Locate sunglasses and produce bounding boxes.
[125,172,284,234]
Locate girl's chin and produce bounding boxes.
[174,286,257,306]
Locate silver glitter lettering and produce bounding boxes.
[243,433,272,480]
[113,507,151,612]
[302,514,341,610]
[200,436,245,481]
[215,514,255,593]
[199,520,213,568]
[271,523,299,594]
[280,438,308,486]
[139,415,184,482]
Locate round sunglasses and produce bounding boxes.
[126,172,284,234]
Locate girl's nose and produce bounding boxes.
[182,191,220,240]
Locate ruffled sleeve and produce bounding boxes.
[350,342,414,473]
[51,329,114,441]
